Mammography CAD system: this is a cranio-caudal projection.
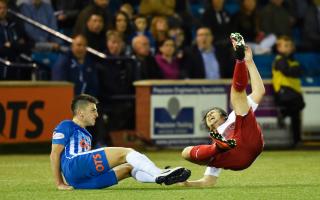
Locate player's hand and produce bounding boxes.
[177,181,190,187]
[57,183,73,190]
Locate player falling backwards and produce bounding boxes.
[50,94,191,190]
[180,33,265,187]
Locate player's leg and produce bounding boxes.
[103,147,191,185]
[112,163,133,181]
[71,164,132,189]
[230,33,250,115]
[181,145,219,165]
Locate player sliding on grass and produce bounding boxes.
[50,94,191,190]
[181,33,265,187]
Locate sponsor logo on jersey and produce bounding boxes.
[52,132,65,139]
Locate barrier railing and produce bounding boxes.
[8,9,107,59]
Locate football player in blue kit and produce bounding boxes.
[50,94,191,190]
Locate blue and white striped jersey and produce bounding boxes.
[52,120,92,161]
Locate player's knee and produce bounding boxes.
[181,146,193,160]
[123,163,133,173]
[120,148,135,161]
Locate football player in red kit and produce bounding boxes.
[180,33,265,187]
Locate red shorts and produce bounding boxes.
[210,109,264,170]
[190,109,264,170]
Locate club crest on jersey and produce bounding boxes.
[80,138,91,150]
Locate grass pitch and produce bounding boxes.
[0,150,319,200]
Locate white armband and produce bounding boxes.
[204,167,222,177]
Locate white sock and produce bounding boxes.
[126,151,162,176]
[131,168,156,183]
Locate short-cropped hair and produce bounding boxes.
[71,94,99,115]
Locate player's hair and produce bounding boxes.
[71,94,99,115]
[203,107,228,130]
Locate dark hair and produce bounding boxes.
[134,14,147,21]
[203,107,228,130]
[71,94,99,115]
[71,34,87,42]
[158,37,175,48]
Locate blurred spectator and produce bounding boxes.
[182,27,232,79]
[51,34,99,96]
[287,0,313,27]
[0,0,32,80]
[232,0,261,43]
[73,0,112,35]
[150,16,169,52]
[0,0,30,61]
[20,0,62,51]
[232,0,276,54]
[51,0,87,34]
[81,12,106,52]
[301,0,320,51]
[174,0,193,46]
[131,35,163,79]
[98,30,136,130]
[201,0,232,46]
[119,3,134,21]
[112,11,132,49]
[272,35,305,147]
[168,26,186,58]
[104,29,124,56]
[139,0,175,17]
[155,38,181,79]
[7,0,19,11]
[130,14,154,48]
[259,0,294,37]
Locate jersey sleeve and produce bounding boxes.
[204,166,222,177]
[247,95,259,111]
[52,121,72,146]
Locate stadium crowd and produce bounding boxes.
[0,0,319,146]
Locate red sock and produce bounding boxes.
[232,60,248,92]
[190,144,219,161]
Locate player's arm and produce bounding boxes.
[179,167,220,187]
[246,46,266,104]
[50,144,73,190]
[179,175,218,187]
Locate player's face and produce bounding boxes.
[205,109,224,130]
[81,103,98,127]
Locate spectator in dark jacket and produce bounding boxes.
[73,0,112,35]
[52,34,99,96]
[182,27,233,79]
[301,0,320,51]
[81,12,106,52]
[131,35,163,79]
[201,0,233,47]
[51,0,88,32]
[98,30,136,130]
[259,0,294,37]
[0,0,29,61]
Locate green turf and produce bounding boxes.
[0,150,319,200]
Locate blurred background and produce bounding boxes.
[1,0,320,152]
